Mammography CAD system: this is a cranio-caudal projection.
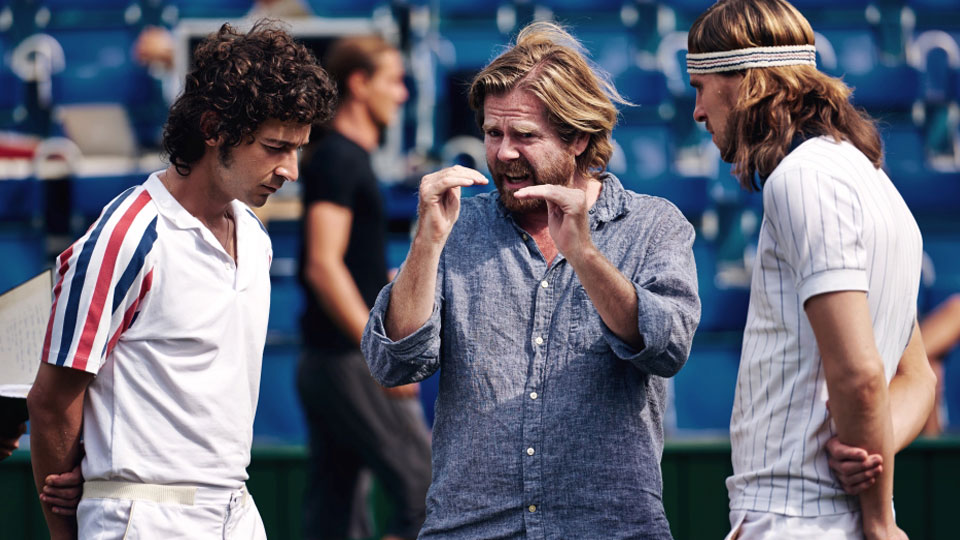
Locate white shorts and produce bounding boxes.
[725,509,861,540]
[78,482,266,540]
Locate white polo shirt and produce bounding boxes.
[727,137,922,516]
[42,172,272,488]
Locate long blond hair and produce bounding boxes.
[688,0,883,190]
[468,22,631,177]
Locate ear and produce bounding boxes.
[571,133,589,157]
[346,70,370,101]
[199,111,221,147]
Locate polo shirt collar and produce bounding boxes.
[144,172,209,232]
[144,172,249,232]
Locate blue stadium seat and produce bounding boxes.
[441,21,506,68]
[616,67,671,109]
[40,0,133,7]
[790,0,871,8]
[848,64,921,111]
[69,174,143,233]
[165,0,252,19]
[381,182,419,222]
[570,26,635,78]
[673,332,741,432]
[667,0,716,16]
[0,177,47,293]
[0,228,47,294]
[883,123,926,177]
[536,0,625,12]
[268,278,304,338]
[266,219,299,274]
[254,343,308,445]
[0,177,43,222]
[923,234,960,303]
[817,30,920,111]
[49,27,152,105]
[612,124,674,181]
[387,232,411,271]
[434,0,505,17]
[304,0,385,16]
[0,35,23,111]
[908,0,960,10]
[694,238,751,332]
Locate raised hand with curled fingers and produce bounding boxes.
[416,165,489,245]
[513,184,593,261]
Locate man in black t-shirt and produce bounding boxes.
[297,35,431,540]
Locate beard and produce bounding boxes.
[491,154,575,215]
[715,112,740,163]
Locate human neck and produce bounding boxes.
[158,164,233,228]
[331,102,379,152]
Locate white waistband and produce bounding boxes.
[82,480,248,507]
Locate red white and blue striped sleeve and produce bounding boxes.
[42,186,160,374]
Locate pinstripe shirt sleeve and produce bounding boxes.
[763,165,868,305]
[41,187,159,374]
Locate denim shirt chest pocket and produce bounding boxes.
[566,283,610,353]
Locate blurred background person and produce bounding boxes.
[297,34,431,540]
[133,0,313,76]
[921,294,960,435]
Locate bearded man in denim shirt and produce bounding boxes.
[362,21,700,540]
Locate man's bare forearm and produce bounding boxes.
[828,370,897,536]
[889,322,936,451]
[806,291,897,538]
[306,257,371,346]
[385,234,443,341]
[27,364,91,539]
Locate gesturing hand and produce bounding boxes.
[417,166,489,245]
[513,184,592,260]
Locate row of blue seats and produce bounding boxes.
[4,0,960,17]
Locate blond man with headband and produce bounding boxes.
[362,21,700,538]
[686,1,935,539]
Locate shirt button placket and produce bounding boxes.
[523,272,550,537]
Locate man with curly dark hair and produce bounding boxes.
[27,21,335,540]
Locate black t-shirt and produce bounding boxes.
[299,130,389,352]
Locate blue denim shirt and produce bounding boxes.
[362,173,700,539]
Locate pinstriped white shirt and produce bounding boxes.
[727,137,923,517]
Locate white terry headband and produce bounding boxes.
[686,44,817,74]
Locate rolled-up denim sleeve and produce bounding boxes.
[604,205,700,377]
[361,279,443,387]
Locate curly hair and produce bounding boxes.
[163,20,337,176]
[468,22,631,178]
[689,0,883,190]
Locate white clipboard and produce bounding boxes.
[0,270,53,399]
